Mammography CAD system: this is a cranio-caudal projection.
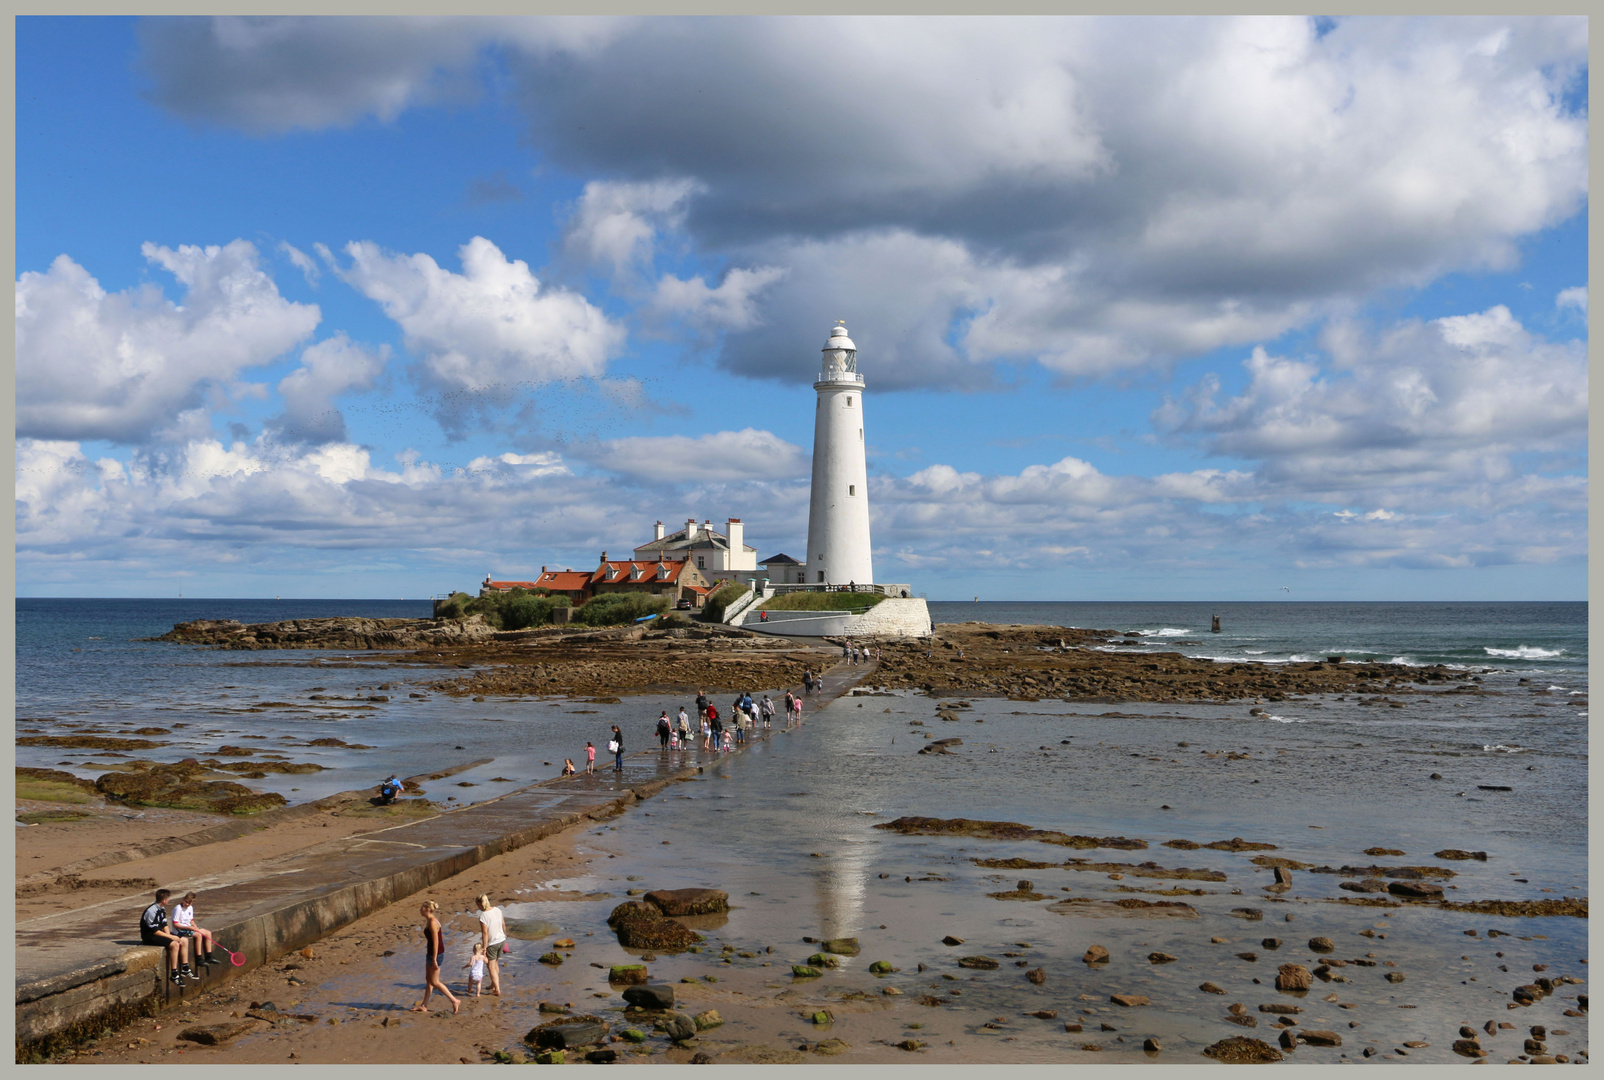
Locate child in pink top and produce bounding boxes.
[585,742,596,773]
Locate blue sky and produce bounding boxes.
[15,16,1588,600]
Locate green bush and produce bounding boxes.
[759,591,885,613]
[702,581,750,622]
[443,587,568,630]
[572,592,670,626]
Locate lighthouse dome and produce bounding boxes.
[823,323,856,352]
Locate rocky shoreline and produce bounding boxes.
[866,622,1487,702]
[145,616,1489,704]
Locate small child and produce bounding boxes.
[585,742,596,773]
[561,758,576,776]
[465,942,487,997]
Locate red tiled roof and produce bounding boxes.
[532,571,593,592]
[484,579,541,591]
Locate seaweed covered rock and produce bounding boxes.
[644,888,729,917]
[607,901,703,952]
[1203,1036,1283,1063]
[93,759,286,814]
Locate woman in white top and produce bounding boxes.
[475,893,507,996]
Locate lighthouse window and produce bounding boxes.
[818,571,826,582]
[849,485,856,496]
[846,396,853,406]
[859,428,863,440]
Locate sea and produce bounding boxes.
[14,598,1590,1061]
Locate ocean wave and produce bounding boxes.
[1483,744,1527,753]
[1485,646,1565,660]
[1264,714,1302,724]
[1134,627,1190,637]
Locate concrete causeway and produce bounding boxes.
[15,658,877,1056]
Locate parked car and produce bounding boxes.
[675,598,694,610]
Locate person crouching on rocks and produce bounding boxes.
[172,891,220,967]
[140,888,194,985]
[413,900,459,1014]
[561,758,576,776]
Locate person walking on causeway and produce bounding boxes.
[610,725,625,772]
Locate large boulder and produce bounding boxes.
[607,901,703,952]
[622,984,675,1010]
[526,1016,610,1050]
[659,1012,697,1042]
[1275,964,1312,992]
[644,888,729,916]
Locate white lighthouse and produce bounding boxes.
[805,322,874,586]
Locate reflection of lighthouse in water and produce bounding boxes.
[809,832,874,941]
[805,322,874,587]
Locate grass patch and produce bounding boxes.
[759,592,886,613]
[16,808,93,824]
[702,581,750,622]
[16,779,96,804]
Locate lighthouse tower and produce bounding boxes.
[805,322,874,586]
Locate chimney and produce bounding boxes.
[654,520,665,541]
[541,566,546,574]
[726,518,744,557]
[600,551,607,564]
[686,518,698,540]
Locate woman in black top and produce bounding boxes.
[412,899,459,1014]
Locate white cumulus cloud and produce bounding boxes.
[584,428,807,482]
[331,235,623,426]
[563,178,704,276]
[16,241,321,444]
[272,332,389,443]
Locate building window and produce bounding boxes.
[849,484,855,495]
[859,428,863,440]
[846,396,853,406]
[818,570,825,582]
[697,556,705,568]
